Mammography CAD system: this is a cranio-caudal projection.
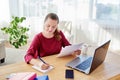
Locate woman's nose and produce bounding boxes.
[48,27,53,31]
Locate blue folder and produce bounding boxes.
[34,75,49,80]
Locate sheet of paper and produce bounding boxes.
[32,65,54,73]
[57,43,84,57]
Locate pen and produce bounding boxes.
[38,56,46,64]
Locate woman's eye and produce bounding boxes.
[52,27,55,28]
[47,25,50,27]
[52,26,56,28]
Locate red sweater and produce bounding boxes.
[24,31,70,63]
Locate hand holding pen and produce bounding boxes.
[39,56,50,70]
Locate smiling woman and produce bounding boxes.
[24,13,72,70]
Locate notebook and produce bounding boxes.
[66,40,111,74]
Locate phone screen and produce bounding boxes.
[65,69,74,79]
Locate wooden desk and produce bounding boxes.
[0,52,120,80]
[108,74,120,80]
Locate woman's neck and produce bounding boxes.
[42,31,54,38]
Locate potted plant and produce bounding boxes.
[1,16,29,48]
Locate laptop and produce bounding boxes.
[66,40,111,74]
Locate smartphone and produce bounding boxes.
[65,69,74,79]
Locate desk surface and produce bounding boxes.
[0,52,120,80]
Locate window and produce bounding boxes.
[93,0,120,23]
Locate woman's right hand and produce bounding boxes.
[41,63,50,70]
[29,58,50,70]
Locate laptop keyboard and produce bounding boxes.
[76,57,92,70]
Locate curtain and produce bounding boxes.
[0,0,10,39]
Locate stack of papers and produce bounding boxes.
[32,65,54,73]
[57,43,84,57]
[6,72,36,80]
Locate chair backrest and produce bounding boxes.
[58,21,73,43]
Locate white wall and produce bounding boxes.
[0,0,10,39]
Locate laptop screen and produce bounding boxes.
[89,40,110,73]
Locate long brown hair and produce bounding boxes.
[44,13,61,41]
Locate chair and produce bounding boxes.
[0,39,6,63]
[58,21,73,43]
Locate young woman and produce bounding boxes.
[24,13,80,70]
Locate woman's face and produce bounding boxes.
[44,18,58,34]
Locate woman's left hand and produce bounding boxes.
[72,50,81,57]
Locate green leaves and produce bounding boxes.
[1,16,29,48]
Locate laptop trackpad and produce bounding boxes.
[66,57,81,68]
[66,55,92,68]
